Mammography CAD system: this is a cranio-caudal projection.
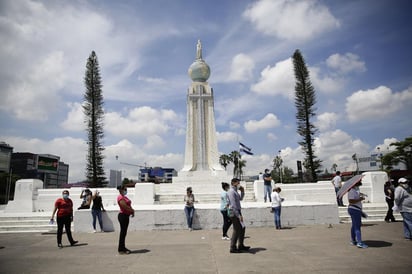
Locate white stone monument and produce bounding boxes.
[172,40,230,192]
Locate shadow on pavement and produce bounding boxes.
[363,240,392,248]
[71,243,88,247]
[130,249,150,254]
[247,247,266,254]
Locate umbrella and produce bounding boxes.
[337,174,364,199]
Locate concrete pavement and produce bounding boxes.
[0,221,411,274]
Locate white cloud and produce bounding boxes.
[144,134,165,150]
[61,102,84,131]
[244,113,281,133]
[251,58,294,99]
[217,131,238,142]
[229,121,241,130]
[314,129,370,172]
[326,53,366,74]
[243,0,340,40]
[374,138,399,153]
[228,53,255,82]
[315,112,338,132]
[346,86,412,122]
[105,106,182,138]
[0,51,66,121]
[310,66,344,94]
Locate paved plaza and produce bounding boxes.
[0,221,411,274]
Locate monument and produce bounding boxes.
[172,40,230,192]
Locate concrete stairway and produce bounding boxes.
[154,181,256,204]
[0,213,57,233]
[338,203,403,223]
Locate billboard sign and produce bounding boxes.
[37,155,59,173]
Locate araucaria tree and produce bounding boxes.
[292,49,322,182]
[83,51,106,188]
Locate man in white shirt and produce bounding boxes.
[331,171,345,206]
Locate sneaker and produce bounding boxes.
[93,230,97,233]
[225,236,231,240]
[70,241,78,246]
[350,241,357,246]
[356,242,368,248]
[58,243,63,249]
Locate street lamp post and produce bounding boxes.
[115,155,119,187]
[278,150,283,184]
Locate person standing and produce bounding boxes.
[263,169,273,203]
[227,178,250,253]
[347,180,368,248]
[184,187,195,231]
[91,190,105,232]
[332,171,345,206]
[220,182,232,240]
[51,190,78,248]
[394,177,412,240]
[384,180,396,222]
[117,185,135,254]
[271,187,284,229]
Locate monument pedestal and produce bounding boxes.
[171,170,231,193]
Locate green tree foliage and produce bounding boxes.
[83,51,106,188]
[382,136,412,171]
[220,152,246,178]
[219,154,231,171]
[292,49,322,182]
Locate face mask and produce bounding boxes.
[63,194,69,199]
[236,184,241,190]
[123,190,127,196]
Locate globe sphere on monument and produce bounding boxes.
[188,59,210,82]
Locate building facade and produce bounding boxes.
[11,152,69,188]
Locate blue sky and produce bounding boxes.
[1,0,411,183]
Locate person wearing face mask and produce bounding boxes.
[394,177,412,240]
[51,190,78,248]
[227,178,250,253]
[347,180,368,248]
[91,190,105,233]
[117,185,135,254]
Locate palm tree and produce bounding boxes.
[219,154,231,170]
[229,150,246,178]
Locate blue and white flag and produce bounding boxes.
[239,142,253,155]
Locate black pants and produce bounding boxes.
[220,210,232,237]
[118,213,130,251]
[57,215,75,245]
[229,216,245,250]
[385,198,395,222]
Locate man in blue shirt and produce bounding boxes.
[227,178,250,253]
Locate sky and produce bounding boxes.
[1,0,412,183]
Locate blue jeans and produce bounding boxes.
[220,210,232,237]
[184,206,195,229]
[335,187,344,206]
[400,212,412,239]
[348,207,362,243]
[273,206,281,229]
[91,209,103,230]
[264,184,272,202]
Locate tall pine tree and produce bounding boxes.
[292,49,322,182]
[83,51,106,188]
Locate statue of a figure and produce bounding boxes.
[196,39,202,60]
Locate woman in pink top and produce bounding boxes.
[117,185,135,254]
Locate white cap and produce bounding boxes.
[398,177,408,184]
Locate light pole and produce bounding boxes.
[377,147,382,170]
[115,155,119,187]
[278,150,283,184]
